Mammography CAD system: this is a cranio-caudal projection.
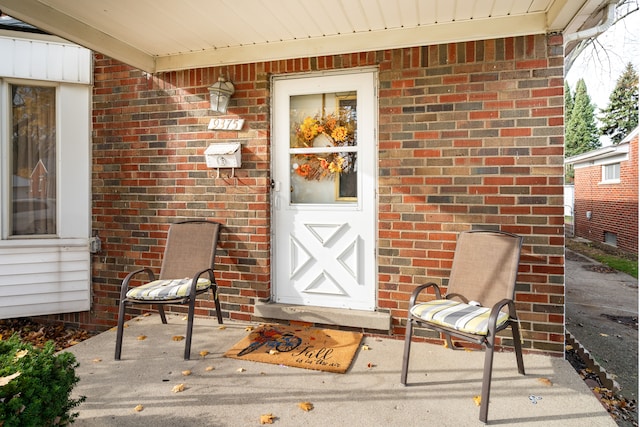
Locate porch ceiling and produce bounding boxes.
[0,0,616,73]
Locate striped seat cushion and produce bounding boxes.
[126,278,211,301]
[410,299,509,335]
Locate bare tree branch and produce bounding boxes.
[565,0,639,72]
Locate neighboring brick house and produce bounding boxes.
[565,127,639,255]
[2,1,616,358]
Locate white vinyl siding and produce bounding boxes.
[0,241,90,318]
[0,30,91,319]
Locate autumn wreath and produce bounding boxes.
[292,110,356,181]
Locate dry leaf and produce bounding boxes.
[92,358,102,363]
[0,372,21,387]
[260,413,275,424]
[366,362,376,368]
[443,341,449,349]
[473,395,482,406]
[171,383,185,393]
[361,344,370,351]
[537,377,553,386]
[298,401,314,411]
[245,326,254,331]
[236,367,246,373]
[600,333,609,337]
[199,350,209,358]
[124,324,129,328]
[182,370,192,376]
[69,340,80,346]
[172,335,185,341]
[269,349,280,355]
[134,404,144,412]
[182,316,188,321]
[218,326,227,330]
[565,344,573,351]
[205,366,215,371]
[143,313,151,317]
[137,335,147,341]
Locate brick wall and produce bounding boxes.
[574,133,638,254]
[83,33,565,355]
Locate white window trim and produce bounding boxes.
[0,32,92,319]
[599,162,620,184]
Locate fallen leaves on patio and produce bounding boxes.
[205,366,215,371]
[537,377,553,386]
[199,350,209,358]
[137,335,147,340]
[134,404,144,412]
[182,370,192,376]
[361,344,370,351]
[473,395,481,407]
[298,402,314,411]
[172,335,185,341]
[171,383,185,393]
[260,413,276,424]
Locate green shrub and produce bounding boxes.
[0,335,85,426]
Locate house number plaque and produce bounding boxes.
[208,118,244,130]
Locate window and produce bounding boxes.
[10,84,57,235]
[604,231,617,247]
[602,163,620,183]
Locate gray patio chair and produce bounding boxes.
[400,230,525,423]
[115,220,223,360]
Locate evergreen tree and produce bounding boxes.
[565,79,600,157]
[564,80,574,120]
[599,62,639,144]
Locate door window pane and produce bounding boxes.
[11,85,57,235]
[289,92,357,204]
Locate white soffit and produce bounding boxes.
[0,0,610,73]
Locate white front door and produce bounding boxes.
[272,70,377,311]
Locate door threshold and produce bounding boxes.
[254,301,391,332]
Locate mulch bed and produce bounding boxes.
[0,318,95,352]
[566,346,637,427]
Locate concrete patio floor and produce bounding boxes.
[65,314,616,427]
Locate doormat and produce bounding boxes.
[224,324,363,373]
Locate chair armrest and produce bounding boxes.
[189,268,216,294]
[487,298,515,335]
[408,282,443,307]
[120,268,155,299]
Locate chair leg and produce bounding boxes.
[212,286,223,324]
[444,333,455,350]
[400,318,414,385]
[158,305,168,324]
[184,297,197,360]
[511,321,525,375]
[479,341,495,423]
[115,299,128,360]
